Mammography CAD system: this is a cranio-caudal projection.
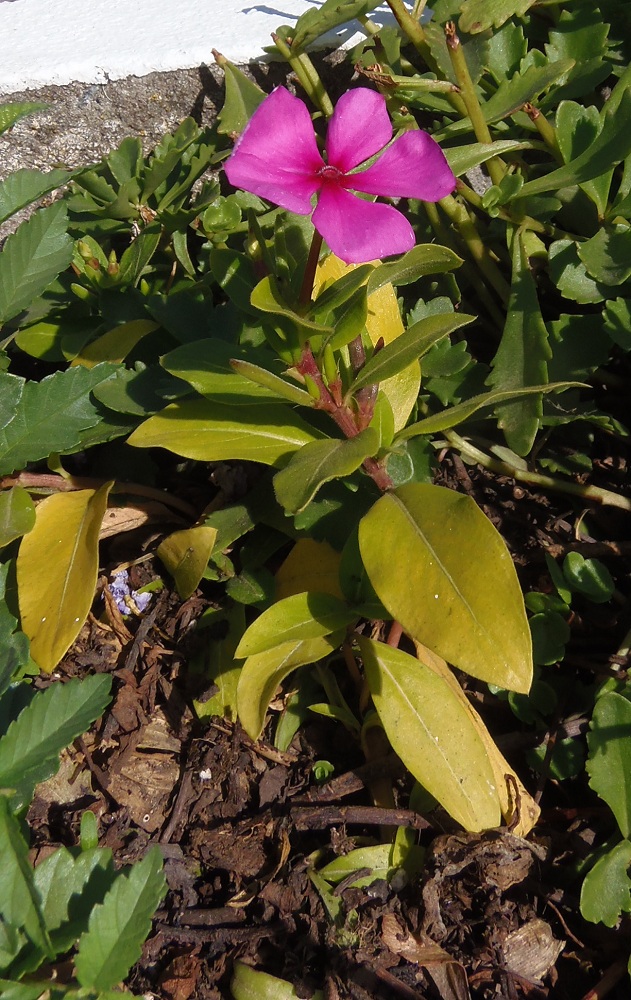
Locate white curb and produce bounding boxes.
[0,0,404,93]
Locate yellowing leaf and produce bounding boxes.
[17,483,113,672]
[358,483,532,693]
[414,640,539,836]
[237,632,344,740]
[71,319,159,368]
[359,636,501,832]
[235,592,355,657]
[157,525,217,599]
[128,399,322,467]
[275,539,343,600]
[315,255,420,432]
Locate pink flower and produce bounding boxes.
[224,87,456,265]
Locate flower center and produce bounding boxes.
[318,164,343,182]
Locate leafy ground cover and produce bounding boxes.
[1,0,631,996]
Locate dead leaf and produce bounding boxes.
[382,914,471,1000]
[503,918,564,982]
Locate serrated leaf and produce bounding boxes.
[0,795,50,954]
[0,674,112,810]
[74,846,166,990]
[358,484,532,692]
[17,483,113,672]
[0,487,35,549]
[487,230,550,456]
[290,0,373,51]
[0,102,47,135]
[0,168,73,226]
[587,692,631,838]
[0,363,118,476]
[231,960,324,1000]
[0,202,73,324]
[0,372,23,430]
[236,592,355,657]
[358,638,501,832]
[351,312,475,392]
[157,525,217,599]
[577,225,631,286]
[519,88,631,198]
[458,0,536,33]
[273,429,378,514]
[481,58,576,124]
[580,840,631,927]
[237,633,344,740]
[32,845,115,955]
[128,399,322,467]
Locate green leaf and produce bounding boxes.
[251,276,333,339]
[351,312,475,392]
[0,168,73,226]
[580,841,631,927]
[0,363,117,476]
[128,399,323,467]
[319,844,393,887]
[358,638,501,832]
[215,55,266,135]
[563,552,614,603]
[72,319,160,368]
[0,674,112,811]
[445,140,532,177]
[74,846,166,991]
[32,845,115,954]
[476,58,576,125]
[312,264,373,317]
[231,960,324,1000]
[290,0,374,51]
[193,604,245,721]
[0,795,50,954]
[555,102,611,217]
[0,202,73,325]
[519,89,631,198]
[236,633,344,740]
[162,339,286,405]
[0,102,47,136]
[157,525,217,599]
[17,483,113,672]
[577,225,631,286]
[487,230,550,456]
[273,429,379,514]
[548,240,607,304]
[587,692,631,838]
[0,487,35,549]
[0,373,23,430]
[367,244,462,294]
[358,484,532,692]
[235,593,356,658]
[458,0,536,33]
[230,359,313,407]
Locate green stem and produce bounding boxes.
[272,33,334,117]
[384,0,467,116]
[439,194,511,303]
[523,102,562,161]
[444,430,631,512]
[423,201,506,328]
[445,22,505,186]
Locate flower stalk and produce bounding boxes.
[271,32,334,118]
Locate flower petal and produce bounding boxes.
[312,182,415,264]
[224,87,324,214]
[325,89,393,174]
[349,130,456,202]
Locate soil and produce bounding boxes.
[27,443,631,1000]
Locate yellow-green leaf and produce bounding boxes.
[128,399,322,467]
[358,636,501,832]
[235,592,355,658]
[0,486,35,548]
[231,960,324,1000]
[273,429,379,514]
[70,319,159,368]
[275,539,343,601]
[237,633,344,740]
[358,483,532,692]
[157,525,217,599]
[17,483,113,672]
